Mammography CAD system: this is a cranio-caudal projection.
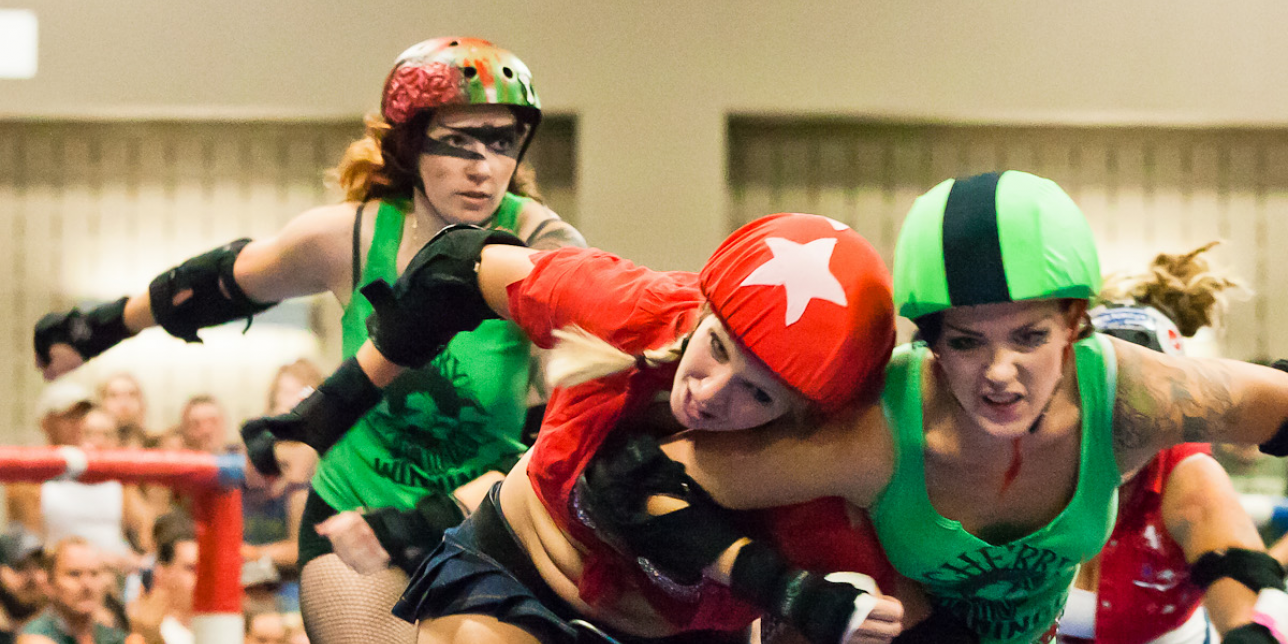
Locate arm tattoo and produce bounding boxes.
[525,220,587,251]
[1113,352,1236,452]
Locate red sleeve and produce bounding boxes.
[759,497,898,593]
[506,247,702,351]
[1148,443,1213,494]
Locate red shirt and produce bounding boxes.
[508,248,896,632]
[1076,443,1211,644]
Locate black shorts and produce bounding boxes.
[297,489,340,568]
[392,485,745,644]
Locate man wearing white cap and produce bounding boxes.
[6,383,151,575]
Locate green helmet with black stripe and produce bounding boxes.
[893,170,1101,320]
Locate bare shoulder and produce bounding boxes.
[666,402,894,510]
[277,201,363,247]
[235,201,362,301]
[823,403,897,506]
[513,200,587,250]
[1110,336,1239,473]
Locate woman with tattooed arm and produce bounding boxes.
[660,171,1288,644]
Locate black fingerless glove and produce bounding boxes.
[730,541,872,644]
[362,492,468,574]
[239,357,382,475]
[363,225,524,368]
[577,433,743,584]
[34,297,133,365]
[1221,623,1277,644]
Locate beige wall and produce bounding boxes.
[5,0,1288,270]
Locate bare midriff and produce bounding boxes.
[498,451,682,639]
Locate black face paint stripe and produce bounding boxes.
[942,172,1011,306]
[445,125,524,159]
[422,136,486,161]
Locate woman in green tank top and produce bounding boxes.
[657,171,1288,643]
[30,37,586,644]
[273,38,587,644]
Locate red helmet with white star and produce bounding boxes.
[699,213,896,412]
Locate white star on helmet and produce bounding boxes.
[739,237,848,325]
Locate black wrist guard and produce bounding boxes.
[363,492,467,574]
[1190,547,1286,593]
[1222,623,1278,644]
[149,238,276,343]
[730,541,868,644]
[1261,360,1288,456]
[577,433,743,584]
[34,296,133,364]
[362,224,524,368]
[239,357,381,472]
[241,424,283,477]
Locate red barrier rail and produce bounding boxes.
[0,446,243,643]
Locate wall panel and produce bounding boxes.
[730,120,1288,357]
[0,117,576,444]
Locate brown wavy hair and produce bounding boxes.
[329,111,543,204]
[1097,241,1249,337]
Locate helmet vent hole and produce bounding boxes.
[463,66,477,79]
[502,67,514,79]
[449,40,459,47]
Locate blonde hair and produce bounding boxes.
[544,326,687,390]
[1098,241,1249,337]
[266,358,324,413]
[329,111,545,204]
[545,309,822,430]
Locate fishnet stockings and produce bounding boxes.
[300,554,415,644]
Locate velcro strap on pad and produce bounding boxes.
[1191,548,1286,593]
[149,238,275,343]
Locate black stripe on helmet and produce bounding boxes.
[942,172,1011,307]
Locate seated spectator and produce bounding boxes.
[130,516,195,644]
[80,409,121,452]
[134,430,184,525]
[7,385,152,569]
[280,613,306,644]
[176,396,229,455]
[243,609,286,644]
[0,526,46,644]
[95,374,151,449]
[262,360,320,485]
[239,548,281,616]
[240,361,320,614]
[18,538,125,644]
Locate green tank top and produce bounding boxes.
[312,195,532,511]
[870,335,1120,644]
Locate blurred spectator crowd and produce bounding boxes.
[0,360,324,644]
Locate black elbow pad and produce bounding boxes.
[362,224,524,368]
[149,238,276,343]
